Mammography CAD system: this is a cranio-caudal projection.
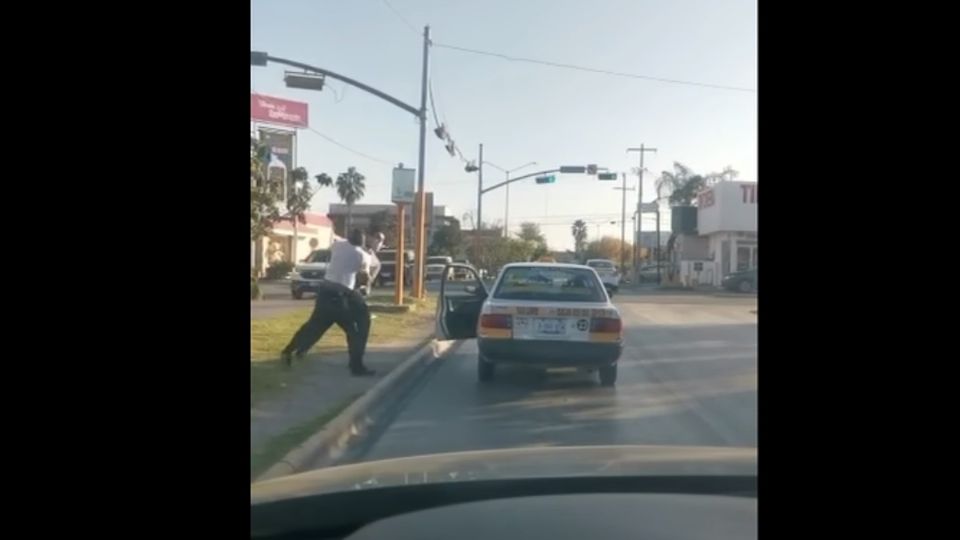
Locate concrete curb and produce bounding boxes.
[254,336,463,483]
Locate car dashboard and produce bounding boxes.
[251,474,756,540]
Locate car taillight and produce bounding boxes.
[590,317,622,333]
[480,314,512,329]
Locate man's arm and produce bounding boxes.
[366,250,382,283]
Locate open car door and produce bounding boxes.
[436,264,488,340]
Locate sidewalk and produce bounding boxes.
[250,295,437,480]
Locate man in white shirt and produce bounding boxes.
[280,228,382,376]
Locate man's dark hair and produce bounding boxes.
[348,228,365,247]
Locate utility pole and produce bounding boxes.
[477,143,483,230]
[504,171,510,238]
[655,202,662,285]
[627,144,657,282]
[613,173,636,275]
[412,25,431,299]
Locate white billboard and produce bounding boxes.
[697,181,757,235]
[391,167,416,204]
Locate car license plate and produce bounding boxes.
[535,318,565,335]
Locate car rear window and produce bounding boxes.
[493,266,606,302]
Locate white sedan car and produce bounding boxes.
[436,262,624,386]
[586,259,621,293]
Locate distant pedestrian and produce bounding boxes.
[280,228,380,376]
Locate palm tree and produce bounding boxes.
[335,166,366,233]
[571,219,588,261]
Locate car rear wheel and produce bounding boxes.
[478,356,495,382]
[738,280,753,293]
[598,364,618,386]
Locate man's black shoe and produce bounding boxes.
[350,367,377,377]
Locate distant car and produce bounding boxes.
[585,259,621,294]
[537,255,557,263]
[722,268,757,293]
[637,264,667,283]
[289,249,332,299]
[425,256,455,281]
[436,262,624,386]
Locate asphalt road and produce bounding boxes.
[348,290,757,463]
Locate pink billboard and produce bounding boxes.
[250,93,309,129]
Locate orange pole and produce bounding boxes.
[394,203,405,305]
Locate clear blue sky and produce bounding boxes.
[251,0,756,250]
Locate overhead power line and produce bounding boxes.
[432,42,757,93]
[305,127,396,166]
[379,0,419,35]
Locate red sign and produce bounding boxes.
[250,93,309,128]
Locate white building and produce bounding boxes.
[252,212,335,277]
[673,181,757,287]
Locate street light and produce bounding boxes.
[484,160,537,237]
[251,26,433,299]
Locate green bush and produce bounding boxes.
[265,260,294,280]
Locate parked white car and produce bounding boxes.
[289,249,332,299]
[585,259,621,293]
[425,256,454,281]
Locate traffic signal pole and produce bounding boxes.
[477,143,483,230]
[613,173,636,275]
[412,25,431,299]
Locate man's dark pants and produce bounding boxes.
[282,280,371,371]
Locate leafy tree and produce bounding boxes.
[571,219,588,260]
[368,209,396,245]
[250,137,318,241]
[584,236,633,267]
[335,166,366,232]
[429,217,463,257]
[466,236,535,274]
[517,221,548,260]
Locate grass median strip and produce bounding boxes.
[251,294,437,405]
[250,392,361,480]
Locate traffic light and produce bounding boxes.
[597,172,617,180]
[535,175,556,184]
[251,51,269,66]
[284,72,326,91]
[587,164,598,175]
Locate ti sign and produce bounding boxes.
[597,173,617,181]
[559,165,586,174]
[535,175,556,184]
